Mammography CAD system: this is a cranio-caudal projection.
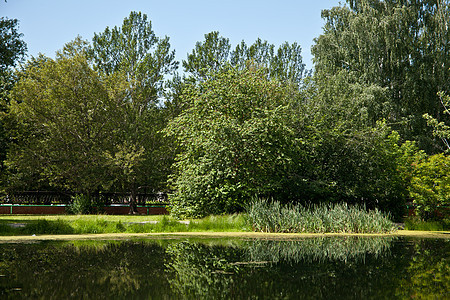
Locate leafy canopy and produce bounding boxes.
[166,67,298,217]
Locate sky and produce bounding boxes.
[2,0,344,70]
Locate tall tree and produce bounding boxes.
[312,0,450,152]
[89,11,179,212]
[0,17,27,189]
[89,11,178,102]
[183,31,307,87]
[182,31,231,80]
[165,67,299,218]
[0,17,27,73]
[6,54,126,194]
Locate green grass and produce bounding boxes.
[0,214,250,236]
[0,201,398,235]
[246,199,397,234]
[404,217,449,231]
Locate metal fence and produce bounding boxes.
[1,191,168,205]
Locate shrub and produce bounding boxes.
[67,194,104,215]
[409,154,450,221]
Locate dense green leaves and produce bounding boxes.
[90,11,178,102]
[312,0,450,152]
[6,55,124,193]
[183,31,307,87]
[2,7,447,221]
[166,68,298,217]
[0,17,27,72]
[409,153,450,220]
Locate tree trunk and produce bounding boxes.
[129,187,139,214]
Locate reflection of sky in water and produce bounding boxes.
[0,237,448,299]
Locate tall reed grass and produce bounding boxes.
[246,199,397,233]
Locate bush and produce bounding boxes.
[67,194,104,215]
[166,68,297,218]
[409,154,450,221]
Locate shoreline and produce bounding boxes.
[0,230,448,243]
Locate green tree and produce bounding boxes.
[165,67,298,217]
[312,0,450,152]
[89,11,178,101]
[182,31,231,81]
[424,91,450,151]
[286,72,413,219]
[409,153,450,220]
[0,17,27,188]
[6,54,126,195]
[0,17,27,73]
[89,11,178,212]
[183,31,307,87]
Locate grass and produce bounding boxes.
[404,217,449,231]
[0,214,250,236]
[8,200,443,236]
[246,199,397,234]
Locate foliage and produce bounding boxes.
[404,217,450,231]
[165,67,298,218]
[424,91,450,151]
[312,0,450,152]
[89,11,178,101]
[246,198,397,233]
[6,54,125,193]
[0,17,27,72]
[182,31,307,87]
[67,194,105,215]
[287,73,413,219]
[0,17,27,188]
[89,11,178,202]
[408,153,450,220]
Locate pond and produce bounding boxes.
[0,235,448,299]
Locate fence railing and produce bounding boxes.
[0,191,168,205]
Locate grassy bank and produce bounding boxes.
[0,214,250,235]
[6,201,448,236]
[404,217,450,231]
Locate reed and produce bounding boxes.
[246,199,397,233]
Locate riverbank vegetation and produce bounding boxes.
[0,202,400,235]
[0,214,250,235]
[1,1,449,226]
[247,199,397,233]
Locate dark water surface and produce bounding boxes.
[0,236,448,299]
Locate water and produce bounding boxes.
[0,236,448,299]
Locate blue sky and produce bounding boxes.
[2,0,343,70]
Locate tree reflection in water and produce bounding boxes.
[0,236,448,299]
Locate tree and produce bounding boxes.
[0,17,27,73]
[183,31,307,87]
[182,31,231,80]
[165,67,299,217]
[0,17,27,188]
[89,11,178,212]
[424,91,450,151]
[89,11,178,102]
[312,0,450,152]
[408,153,450,220]
[284,72,413,220]
[6,54,126,195]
